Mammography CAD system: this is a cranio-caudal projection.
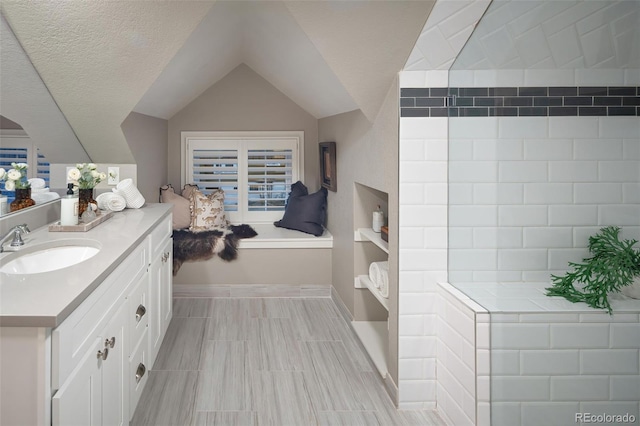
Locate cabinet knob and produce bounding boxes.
[135,304,147,322]
[135,363,146,383]
[97,347,109,361]
[105,336,116,349]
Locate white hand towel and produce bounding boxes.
[32,191,59,204]
[107,194,126,212]
[369,262,382,289]
[31,187,50,194]
[115,179,145,208]
[28,178,46,189]
[96,192,126,212]
[379,261,389,298]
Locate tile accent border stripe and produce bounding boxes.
[400,86,640,117]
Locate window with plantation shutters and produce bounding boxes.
[0,133,49,202]
[183,132,302,223]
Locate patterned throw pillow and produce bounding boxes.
[189,189,229,232]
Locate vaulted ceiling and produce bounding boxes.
[1,1,434,164]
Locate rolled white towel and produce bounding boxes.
[28,178,46,189]
[115,178,145,209]
[96,192,126,212]
[107,194,126,212]
[369,262,382,289]
[379,264,389,298]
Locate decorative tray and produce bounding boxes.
[48,210,114,232]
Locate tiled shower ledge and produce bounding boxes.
[446,281,640,314]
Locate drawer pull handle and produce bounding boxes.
[135,363,146,383]
[97,348,109,361]
[135,304,147,322]
[105,336,116,348]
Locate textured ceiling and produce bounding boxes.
[2,1,433,163]
[133,1,359,120]
[0,15,90,164]
[1,1,213,163]
[136,1,434,121]
[453,0,640,70]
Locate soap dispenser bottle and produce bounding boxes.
[373,205,384,233]
[60,183,78,226]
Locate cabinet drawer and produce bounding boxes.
[128,274,149,352]
[52,241,148,389]
[149,215,172,259]
[129,330,149,420]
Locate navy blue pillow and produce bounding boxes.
[274,181,327,236]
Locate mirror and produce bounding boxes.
[0,13,90,217]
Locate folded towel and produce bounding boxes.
[28,178,46,189]
[31,187,50,194]
[32,191,60,204]
[96,192,126,212]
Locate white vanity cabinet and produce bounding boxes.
[0,205,172,426]
[148,215,172,368]
[50,213,172,426]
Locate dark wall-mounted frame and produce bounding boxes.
[319,142,337,192]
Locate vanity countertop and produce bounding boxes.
[0,203,171,328]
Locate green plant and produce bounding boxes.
[546,226,640,314]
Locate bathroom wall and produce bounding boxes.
[443,70,640,283]
[318,78,399,386]
[121,111,168,202]
[167,63,319,191]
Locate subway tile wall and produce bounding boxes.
[398,70,449,410]
[491,313,640,426]
[448,115,640,283]
[437,283,491,426]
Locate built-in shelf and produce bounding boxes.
[354,228,389,254]
[355,275,389,311]
[351,321,388,378]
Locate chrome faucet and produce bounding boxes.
[0,224,31,252]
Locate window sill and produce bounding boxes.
[237,223,333,249]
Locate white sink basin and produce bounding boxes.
[0,240,101,275]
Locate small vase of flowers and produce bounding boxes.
[0,163,35,212]
[68,163,107,217]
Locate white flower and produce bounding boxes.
[15,162,28,169]
[7,169,21,181]
[0,168,5,180]
[88,163,97,170]
[4,180,15,191]
[68,168,81,181]
[91,170,100,178]
[76,163,85,169]
[99,172,107,181]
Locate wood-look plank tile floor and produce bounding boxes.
[131,298,445,426]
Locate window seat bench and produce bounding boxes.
[173,224,333,296]
[238,223,333,249]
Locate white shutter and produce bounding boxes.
[189,144,239,212]
[36,148,50,186]
[183,132,302,223]
[247,148,293,212]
